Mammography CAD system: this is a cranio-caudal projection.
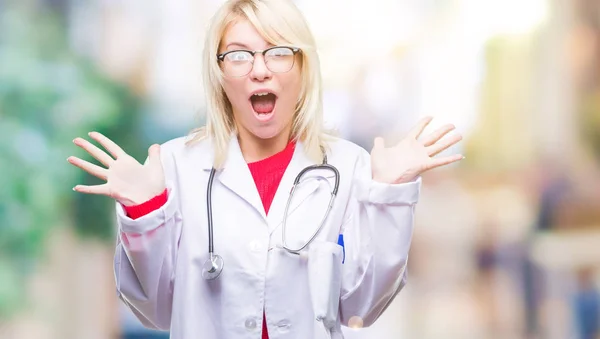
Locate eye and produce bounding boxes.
[225,51,252,62]
[266,47,293,58]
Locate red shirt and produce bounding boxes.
[124,141,296,339]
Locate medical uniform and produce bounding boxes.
[113,135,421,339]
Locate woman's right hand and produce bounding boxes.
[68,132,166,207]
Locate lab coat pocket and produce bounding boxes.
[307,240,344,331]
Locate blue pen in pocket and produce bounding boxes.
[337,234,345,264]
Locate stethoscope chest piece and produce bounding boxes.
[202,253,224,280]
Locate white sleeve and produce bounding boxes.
[113,151,182,331]
[339,149,421,327]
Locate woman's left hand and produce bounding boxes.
[370,116,464,184]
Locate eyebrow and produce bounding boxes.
[223,42,276,51]
[224,42,251,50]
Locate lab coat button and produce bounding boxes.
[276,319,291,333]
[245,317,257,330]
[248,241,262,253]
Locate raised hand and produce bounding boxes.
[370,116,464,184]
[68,132,166,206]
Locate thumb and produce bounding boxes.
[372,137,385,152]
[147,144,161,166]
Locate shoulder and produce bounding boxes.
[321,136,373,184]
[325,136,370,161]
[158,136,188,153]
[156,133,213,172]
[159,133,211,157]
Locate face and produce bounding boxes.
[219,19,302,143]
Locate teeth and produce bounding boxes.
[253,92,271,97]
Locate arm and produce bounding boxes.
[68,132,184,330]
[338,117,463,327]
[114,185,181,331]
[112,147,181,331]
[339,149,421,327]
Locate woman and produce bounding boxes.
[68,0,463,338]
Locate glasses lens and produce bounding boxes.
[223,51,253,77]
[265,47,295,73]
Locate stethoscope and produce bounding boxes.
[202,154,340,280]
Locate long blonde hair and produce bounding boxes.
[186,0,333,168]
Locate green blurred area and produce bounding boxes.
[0,3,146,319]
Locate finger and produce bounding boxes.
[420,124,455,147]
[407,116,433,140]
[67,156,109,181]
[73,183,111,196]
[147,144,161,167]
[427,133,463,157]
[88,132,126,159]
[73,138,114,167]
[372,137,385,151]
[427,154,465,170]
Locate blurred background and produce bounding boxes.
[1,0,600,338]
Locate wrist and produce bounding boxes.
[372,171,417,185]
[121,186,167,207]
[393,175,419,184]
[122,189,168,219]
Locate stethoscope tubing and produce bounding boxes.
[203,153,339,279]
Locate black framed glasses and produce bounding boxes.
[217,46,301,77]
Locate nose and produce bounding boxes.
[249,54,272,81]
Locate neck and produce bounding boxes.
[238,130,292,163]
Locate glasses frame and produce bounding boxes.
[217,46,301,77]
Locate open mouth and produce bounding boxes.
[250,92,277,119]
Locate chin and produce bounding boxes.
[250,125,285,140]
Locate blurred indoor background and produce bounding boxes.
[1,0,600,338]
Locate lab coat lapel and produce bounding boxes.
[266,141,318,234]
[217,137,267,220]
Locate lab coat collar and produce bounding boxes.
[199,134,333,232]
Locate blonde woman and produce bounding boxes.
[68,0,463,338]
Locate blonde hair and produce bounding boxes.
[186,0,333,168]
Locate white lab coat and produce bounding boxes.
[113,135,421,339]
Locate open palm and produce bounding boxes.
[68,132,165,206]
[371,116,464,184]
